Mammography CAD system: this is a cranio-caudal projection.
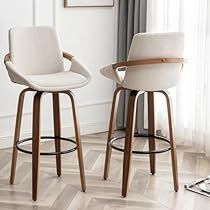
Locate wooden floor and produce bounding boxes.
[0,131,210,210]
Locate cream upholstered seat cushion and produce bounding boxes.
[27,71,88,92]
[100,32,184,91]
[5,56,91,92]
[4,26,91,91]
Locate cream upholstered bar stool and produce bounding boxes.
[100,32,185,197]
[4,26,91,201]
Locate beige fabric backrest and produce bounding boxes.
[9,26,64,75]
[123,32,185,91]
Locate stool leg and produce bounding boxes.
[104,87,123,180]
[32,92,43,201]
[147,92,156,175]
[160,90,179,192]
[10,88,29,184]
[122,90,139,197]
[65,91,86,192]
[53,93,61,177]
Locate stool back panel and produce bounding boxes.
[123,32,185,91]
[9,26,64,75]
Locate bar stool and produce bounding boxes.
[100,32,185,197]
[4,26,91,201]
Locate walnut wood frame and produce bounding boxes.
[112,57,185,70]
[103,87,179,197]
[4,53,10,63]
[10,88,86,201]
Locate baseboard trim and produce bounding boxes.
[0,98,112,149]
[0,121,108,149]
[0,99,112,120]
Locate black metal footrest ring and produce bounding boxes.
[16,136,77,156]
[110,134,171,154]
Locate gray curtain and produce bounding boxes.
[116,0,147,134]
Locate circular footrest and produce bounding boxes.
[16,136,77,156]
[110,134,171,154]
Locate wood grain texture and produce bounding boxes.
[159,90,179,191]
[147,92,156,175]
[63,51,74,61]
[104,87,123,180]
[122,91,140,197]
[64,91,86,192]
[32,91,43,201]
[112,58,185,70]
[10,88,29,184]
[53,93,61,177]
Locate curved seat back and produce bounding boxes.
[122,32,185,91]
[9,26,64,75]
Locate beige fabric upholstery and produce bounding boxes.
[9,26,64,75]
[26,71,88,92]
[100,32,185,91]
[5,26,91,91]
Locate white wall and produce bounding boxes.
[0,0,118,148]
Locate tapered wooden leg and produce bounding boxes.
[147,92,156,175]
[160,90,179,192]
[104,87,123,180]
[65,91,86,192]
[10,88,30,184]
[32,92,43,201]
[122,90,140,197]
[53,93,61,177]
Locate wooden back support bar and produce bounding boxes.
[63,52,74,61]
[112,58,186,70]
[4,53,10,64]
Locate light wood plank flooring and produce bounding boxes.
[0,132,210,210]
